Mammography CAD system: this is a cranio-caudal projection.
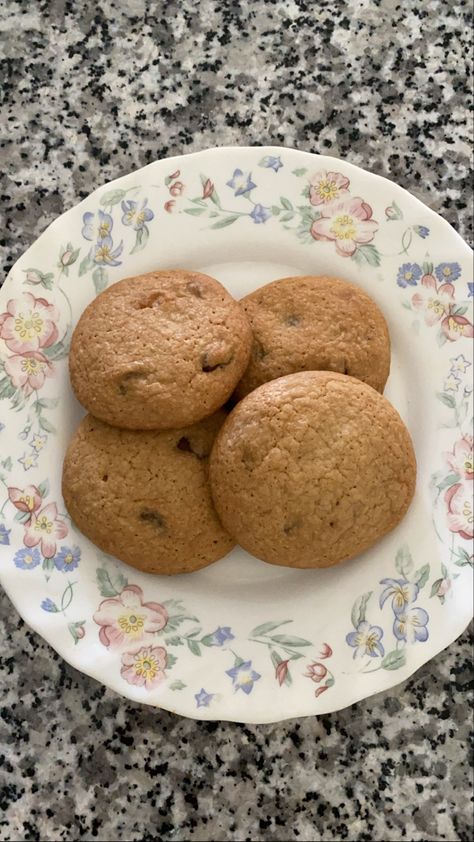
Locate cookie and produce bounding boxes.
[69,270,252,430]
[210,371,416,569]
[235,275,390,398]
[62,411,234,575]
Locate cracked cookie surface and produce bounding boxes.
[235,275,390,399]
[69,270,252,429]
[210,371,416,569]
[62,411,234,574]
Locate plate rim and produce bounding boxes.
[0,144,472,723]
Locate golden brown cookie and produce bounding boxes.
[210,372,416,569]
[235,275,390,398]
[69,270,252,430]
[62,411,234,575]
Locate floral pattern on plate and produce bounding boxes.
[0,148,472,722]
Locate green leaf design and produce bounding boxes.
[163,614,199,633]
[166,653,177,669]
[430,578,443,598]
[187,639,201,656]
[437,472,461,491]
[325,676,335,688]
[280,213,294,222]
[1,456,12,470]
[437,331,448,347]
[352,245,381,267]
[210,215,240,229]
[270,634,311,647]
[37,479,50,498]
[14,510,31,523]
[164,635,184,647]
[169,680,186,691]
[452,305,468,316]
[35,397,59,410]
[100,188,128,207]
[130,226,149,254]
[42,556,55,572]
[382,649,406,670]
[162,599,185,611]
[395,545,414,578]
[414,564,430,589]
[441,563,448,578]
[436,392,456,409]
[271,205,281,215]
[453,548,473,567]
[78,251,93,277]
[251,620,292,637]
[96,566,128,597]
[292,168,307,176]
[92,267,108,295]
[351,591,373,629]
[39,415,55,433]
[184,207,206,216]
[0,376,16,400]
[280,196,293,210]
[200,633,217,646]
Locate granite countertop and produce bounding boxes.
[1,2,472,840]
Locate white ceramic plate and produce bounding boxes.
[0,146,472,723]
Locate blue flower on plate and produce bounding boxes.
[346,621,385,658]
[121,199,154,231]
[92,237,123,267]
[82,210,113,242]
[393,606,429,643]
[0,422,5,433]
[205,626,235,646]
[195,688,214,708]
[226,660,261,694]
[250,204,271,224]
[435,262,461,284]
[54,545,81,572]
[467,282,474,298]
[226,169,256,197]
[14,547,41,570]
[260,155,283,172]
[379,578,419,613]
[396,262,422,288]
[0,524,11,546]
[413,225,429,239]
[41,598,59,613]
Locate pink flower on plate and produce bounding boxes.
[310,197,378,257]
[0,292,58,353]
[445,436,474,480]
[8,484,42,518]
[169,181,184,197]
[309,170,350,206]
[4,351,53,396]
[121,644,167,690]
[441,314,474,342]
[319,642,333,659]
[412,275,454,326]
[93,584,168,648]
[314,685,329,698]
[305,662,327,683]
[23,502,68,558]
[445,482,474,539]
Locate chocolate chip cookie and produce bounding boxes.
[235,275,390,398]
[210,371,416,569]
[69,270,252,429]
[62,411,234,574]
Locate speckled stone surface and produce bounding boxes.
[1,1,473,840]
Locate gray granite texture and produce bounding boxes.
[0,0,473,840]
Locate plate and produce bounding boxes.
[0,146,472,724]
